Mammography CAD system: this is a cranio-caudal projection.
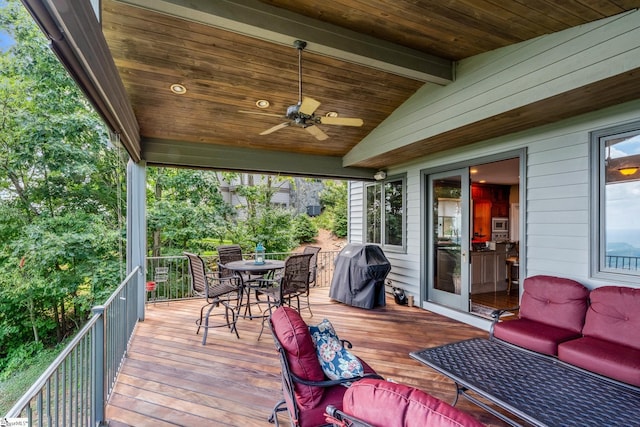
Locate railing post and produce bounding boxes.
[91,305,105,426]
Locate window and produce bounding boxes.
[591,122,640,279]
[365,176,405,250]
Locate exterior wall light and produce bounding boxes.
[374,170,386,181]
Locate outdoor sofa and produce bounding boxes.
[491,275,640,387]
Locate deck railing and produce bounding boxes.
[3,267,141,427]
[4,250,339,426]
[145,250,339,303]
[605,255,640,271]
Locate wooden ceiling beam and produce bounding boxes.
[114,0,453,84]
[142,138,377,180]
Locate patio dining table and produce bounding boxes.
[221,260,284,319]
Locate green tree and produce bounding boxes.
[146,168,233,255]
[224,174,295,253]
[0,0,124,373]
[319,180,348,237]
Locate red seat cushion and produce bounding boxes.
[518,275,589,333]
[342,379,485,427]
[493,275,589,355]
[493,318,582,356]
[557,286,640,386]
[558,336,640,386]
[271,307,325,409]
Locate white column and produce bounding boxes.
[126,159,147,320]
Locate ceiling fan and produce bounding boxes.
[239,40,364,141]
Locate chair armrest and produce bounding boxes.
[489,306,519,339]
[325,405,375,427]
[340,339,353,349]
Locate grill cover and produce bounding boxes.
[329,244,391,309]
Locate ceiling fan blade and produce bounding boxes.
[239,110,284,118]
[319,116,364,127]
[299,97,321,116]
[260,122,290,135]
[304,125,328,141]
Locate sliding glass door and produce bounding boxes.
[427,169,470,310]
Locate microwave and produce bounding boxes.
[492,217,509,232]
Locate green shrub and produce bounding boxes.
[292,214,318,244]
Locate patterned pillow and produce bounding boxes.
[309,319,364,381]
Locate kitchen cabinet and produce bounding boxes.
[471,249,508,294]
[496,250,507,291]
[472,184,510,241]
[473,201,492,241]
[471,251,495,294]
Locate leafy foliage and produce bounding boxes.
[292,214,318,243]
[0,0,349,402]
[319,180,348,237]
[0,0,124,377]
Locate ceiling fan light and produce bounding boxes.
[170,83,186,94]
[618,166,639,176]
[326,111,339,117]
[256,99,270,108]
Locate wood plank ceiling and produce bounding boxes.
[100,0,640,175]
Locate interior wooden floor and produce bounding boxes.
[106,288,521,427]
[471,290,520,314]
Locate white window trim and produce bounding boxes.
[364,175,406,253]
[590,121,640,282]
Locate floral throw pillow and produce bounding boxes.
[309,319,364,382]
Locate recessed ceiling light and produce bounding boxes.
[256,99,270,108]
[325,111,339,117]
[470,168,478,174]
[479,179,486,183]
[170,83,187,95]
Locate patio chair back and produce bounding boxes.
[217,244,244,278]
[280,253,314,299]
[302,246,321,286]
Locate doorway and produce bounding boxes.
[426,157,521,317]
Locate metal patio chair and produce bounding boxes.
[184,252,241,345]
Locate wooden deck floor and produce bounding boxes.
[106,288,514,426]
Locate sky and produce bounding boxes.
[606,134,640,250]
[0,30,14,51]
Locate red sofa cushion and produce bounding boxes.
[557,286,640,386]
[342,379,485,427]
[271,307,325,409]
[493,275,589,355]
[581,286,640,350]
[558,336,640,387]
[518,275,589,333]
[493,318,582,356]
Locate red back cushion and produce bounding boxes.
[582,286,640,350]
[271,307,325,409]
[519,275,589,333]
[342,379,485,427]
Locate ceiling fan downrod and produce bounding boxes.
[294,40,307,105]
